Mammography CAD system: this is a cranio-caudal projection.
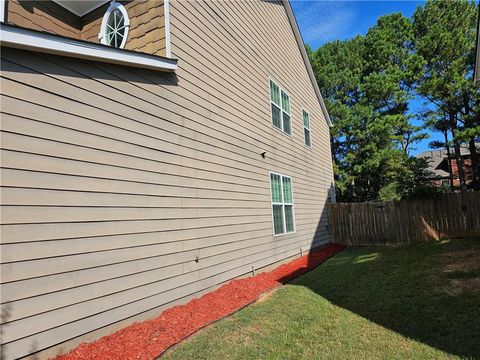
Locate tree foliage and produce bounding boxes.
[377,158,441,201]
[413,0,480,190]
[308,0,479,201]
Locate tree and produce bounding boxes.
[310,14,425,202]
[362,13,427,155]
[308,0,479,200]
[378,157,440,201]
[394,157,441,199]
[413,0,480,190]
[309,37,367,201]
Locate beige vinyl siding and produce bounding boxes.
[0,1,333,359]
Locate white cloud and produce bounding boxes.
[292,1,358,45]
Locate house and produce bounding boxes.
[0,1,335,359]
[416,144,480,188]
[416,149,451,187]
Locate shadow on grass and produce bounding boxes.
[294,238,480,359]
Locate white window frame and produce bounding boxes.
[269,78,292,136]
[269,172,296,236]
[303,109,312,147]
[98,1,130,49]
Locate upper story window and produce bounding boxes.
[269,79,291,135]
[99,2,130,49]
[303,110,311,147]
[270,172,295,235]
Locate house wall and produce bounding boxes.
[81,0,167,57]
[449,158,476,186]
[0,1,333,359]
[5,0,167,57]
[5,0,81,38]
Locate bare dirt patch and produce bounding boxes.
[441,249,480,294]
[447,278,480,295]
[256,287,280,303]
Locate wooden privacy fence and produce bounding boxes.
[327,191,480,246]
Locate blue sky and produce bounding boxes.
[291,0,423,49]
[291,0,442,155]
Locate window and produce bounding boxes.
[98,2,130,49]
[303,110,311,147]
[269,79,291,135]
[270,173,295,235]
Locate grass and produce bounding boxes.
[161,238,480,360]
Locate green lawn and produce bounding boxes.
[161,238,480,360]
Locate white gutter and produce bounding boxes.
[0,24,178,72]
[282,0,333,127]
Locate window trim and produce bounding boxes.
[98,1,130,49]
[302,108,312,148]
[269,77,293,137]
[164,0,172,58]
[269,171,296,236]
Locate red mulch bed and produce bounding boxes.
[53,243,345,360]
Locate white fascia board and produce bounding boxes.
[282,0,333,127]
[0,24,178,72]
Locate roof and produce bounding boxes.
[416,143,479,159]
[282,0,333,127]
[416,143,479,178]
[416,149,450,178]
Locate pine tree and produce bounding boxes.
[413,0,479,190]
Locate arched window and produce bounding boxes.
[98,2,130,49]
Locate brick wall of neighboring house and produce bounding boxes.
[449,158,475,186]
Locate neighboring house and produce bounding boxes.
[416,145,480,187]
[0,1,334,359]
[416,149,451,187]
